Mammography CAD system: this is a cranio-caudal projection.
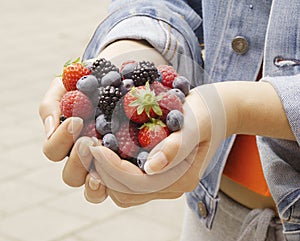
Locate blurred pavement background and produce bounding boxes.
[0,0,186,240]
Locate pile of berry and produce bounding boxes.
[59,57,190,171]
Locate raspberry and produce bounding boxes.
[81,121,101,138]
[150,81,171,95]
[60,90,94,120]
[158,92,183,122]
[115,122,141,159]
[157,65,178,88]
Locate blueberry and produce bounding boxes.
[94,106,103,118]
[168,88,185,103]
[172,76,190,96]
[166,110,184,132]
[121,62,137,79]
[76,75,98,94]
[156,71,163,82]
[101,71,122,87]
[102,133,119,152]
[60,115,67,124]
[95,114,112,135]
[120,79,134,95]
[89,90,100,106]
[137,151,149,171]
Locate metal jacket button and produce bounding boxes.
[197,201,207,218]
[231,36,249,54]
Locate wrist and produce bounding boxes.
[213,82,241,137]
[214,81,295,140]
[193,84,227,141]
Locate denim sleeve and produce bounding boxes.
[82,0,204,87]
[262,74,300,145]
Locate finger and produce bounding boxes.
[43,117,83,162]
[144,90,208,174]
[144,125,199,175]
[90,145,143,174]
[62,136,98,187]
[107,189,183,208]
[39,77,66,139]
[84,172,108,204]
[162,142,210,193]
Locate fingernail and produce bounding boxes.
[89,176,100,191]
[91,136,100,145]
[44,115,55,139]
[144,152,168,175]
[67,117,83,135]
[78,139,94,157]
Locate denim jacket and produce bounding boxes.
[83,0,300,239]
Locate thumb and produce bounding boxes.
[144,90,203,174]
[39,77,66,139]
[144,84,227,175]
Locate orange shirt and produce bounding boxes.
[223,135,271,197]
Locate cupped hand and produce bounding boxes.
[84,140,210,207]
[39,77,84,161]
[84,85,226,206]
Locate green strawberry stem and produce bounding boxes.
[129,82,163,117]
[140,118,166,130]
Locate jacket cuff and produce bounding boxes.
[262,74,300,145]
[83,1,203,86]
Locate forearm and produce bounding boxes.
[97,39,168,66]
[214,81,295,141]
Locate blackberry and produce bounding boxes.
[132,61,159,86]
[91,58,119,83]
[98,85,122,116]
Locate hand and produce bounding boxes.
[84,85,226,205]
[39,39,169,201]
[39,77,104,191]
[39,77,84,161]
[84,141,210,207]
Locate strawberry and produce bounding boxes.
[60,90,94,120]
[115,122,141,159]
[123,82,162,124]
[157,65,178,88]
[62,57,91,91]
[158,92,183,122]
[138,120,170,151]
[150,81,171,95]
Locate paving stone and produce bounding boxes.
[0,0,185,241]
[45,190,128,221]
[0,178,56,215]
[0,206,92,241]
[76,212,179,241]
